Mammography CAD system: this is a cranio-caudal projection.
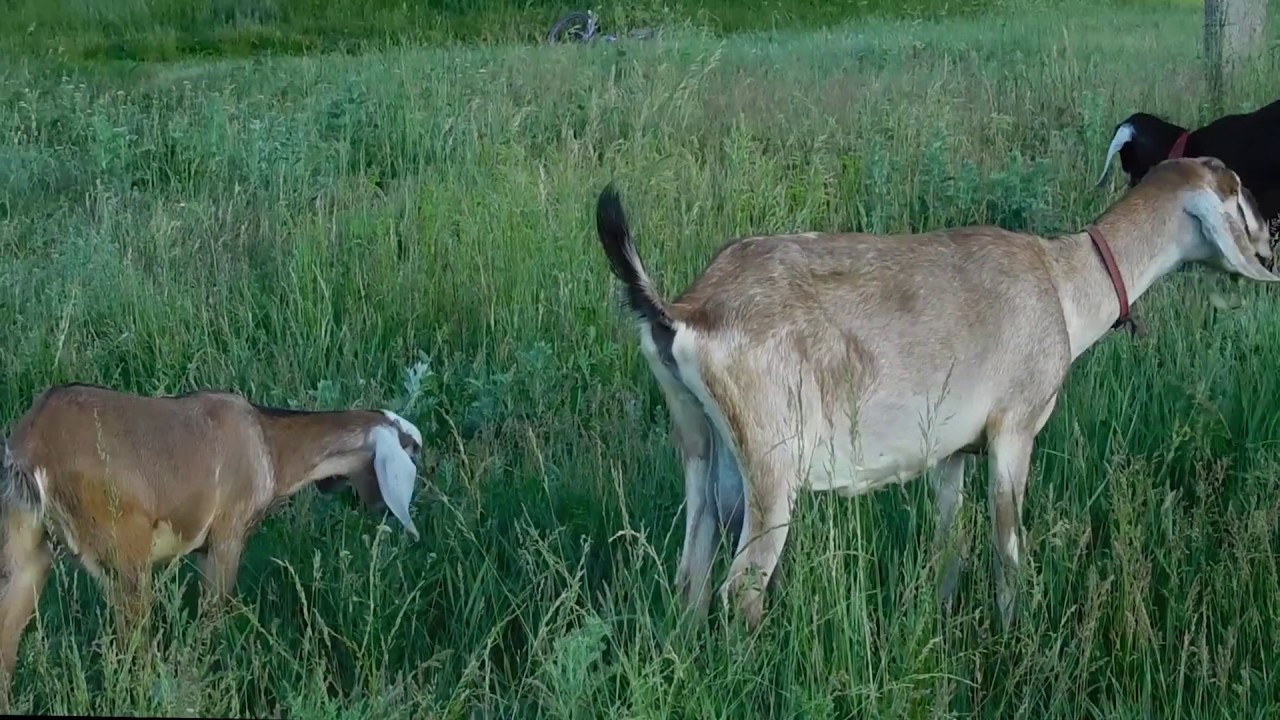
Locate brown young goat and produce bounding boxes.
[0,383,427,694]
[594,156,1277,632]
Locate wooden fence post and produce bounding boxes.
[1203,0,1268,106]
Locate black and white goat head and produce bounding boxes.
[1097,99,1280,239]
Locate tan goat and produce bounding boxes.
[0,383,427,691]
[593,156,1278,631]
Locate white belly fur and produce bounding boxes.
[668,326,993,499]
[803,393,990,496]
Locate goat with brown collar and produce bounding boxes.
[1097,99,1280,235]
[594,156,1278,632]
[0,383,428,691]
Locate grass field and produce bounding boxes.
[2,0,1003,60]
[3,0,1280,716]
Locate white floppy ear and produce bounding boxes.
[1184,188,1280,282]
[1096,123,1134,187]
[1235,191,1274,261]
[370,425,421,541]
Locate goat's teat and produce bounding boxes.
[314,475,348,495]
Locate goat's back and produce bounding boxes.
[670,227,1070,387]
[1195,100,1280,218]
[4,384,266,533]
[653,226,1074,492]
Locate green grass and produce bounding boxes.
[0,0,1161,61]
[3,1,1280,717]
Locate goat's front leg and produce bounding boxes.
[0,510,51,706]
[97,514,158,646]
[102,561,156,658]
[987,428,1036,630]
[930,453,970,613]
[197,535,244,616]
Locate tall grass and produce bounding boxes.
[2,2,1280,717]
[5,0,1092,61]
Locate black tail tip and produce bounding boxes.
[598,180,620,205]
[596,182,626,232]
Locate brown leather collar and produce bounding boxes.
[1086,225,1138,335]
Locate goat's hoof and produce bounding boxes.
[938,564,962,614]
[940,593,960,619]
[739,595,764,631]
[674,568,691,604]
[719,570,766,631]
[997,594,1021,631]
[675,567,719,622]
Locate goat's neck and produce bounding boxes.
[256,410,381,497]
[1045,211,1185,360]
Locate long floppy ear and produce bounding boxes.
[1236,189,1274,260]
[1184,187,1280,282]
[370,425,421,541]
[1096,123,1134,187]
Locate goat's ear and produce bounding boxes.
[370,425,421,541]
[1235,189,1273,260]
[1096,123,1134,187]
[1184,188,1280,282]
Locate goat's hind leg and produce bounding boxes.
[719,435,798,631]
[668,398,720,621]
[711,429,746,568]
[0,509,52,705]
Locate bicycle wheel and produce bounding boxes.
[547,11,594,45]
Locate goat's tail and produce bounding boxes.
[1,438,42,515]
[595,183,677,333]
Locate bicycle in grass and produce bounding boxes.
[545,9,656,45]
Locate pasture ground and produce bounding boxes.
[0,0,1113,59]
[2,0,1280,717]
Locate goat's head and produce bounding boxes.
[313,410,428,541]
[1097,112,1188,188]
[1166,157,1280,282]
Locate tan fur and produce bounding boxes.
[0,384,428,696]
[610,157,1277,630]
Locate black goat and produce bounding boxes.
[1096,98,1280,235]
